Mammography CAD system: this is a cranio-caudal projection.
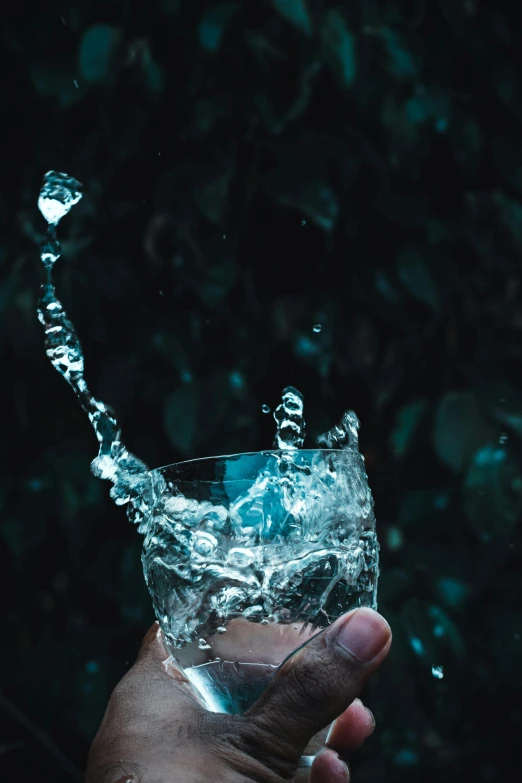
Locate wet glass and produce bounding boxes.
[142,449,379,718]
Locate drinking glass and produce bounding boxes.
[142,448,379,768]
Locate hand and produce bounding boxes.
[87,608,391,782]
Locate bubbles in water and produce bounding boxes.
[261,404,271,414]
[313,324,322,333]
[38,171,83,226]
[317,410,360,450]
[273,386,306,449]
[431,664,444,679]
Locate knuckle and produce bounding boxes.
[286,654,332,712]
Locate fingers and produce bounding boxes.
[131,622,206,707]
[243,608,391,768]
[326,699,375,752]
[306,700,375,783]
[309,748,349,783]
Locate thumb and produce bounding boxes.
[243,608,391,768]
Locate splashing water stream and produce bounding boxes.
[37,171,154,531]
[36,171,379,714]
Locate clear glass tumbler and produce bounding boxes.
[142,448,379,766]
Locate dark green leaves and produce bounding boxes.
[78,25,120,83]
[164,373,230,456]
[390,399,429,457]
[272,0,313,37]
[463,444,522,542]
[396,243,454,311]
[264,138,339,230]
[321,9,356,87]
[434,392,489,472]
[198,3,240,52]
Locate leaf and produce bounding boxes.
[164,382,200,455]
[78,25,120,83]
[397,243,453,311]
[390,399,430,457]
[448,111,483,174]
[433,392,489,473]
[29,61,85,107]
[272,0,313,37]
[164,373,230,456]
[434,576,470,610]
[463,443,522,542]
[477,376,522,440]
[321,9,356,88]
[264,140,339,231]
[191,158,234,224]
[185,95,233,139]
[372,27,418,80]
[198,3,240,52]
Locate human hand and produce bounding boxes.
[86,607,391,782]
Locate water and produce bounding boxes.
[36,170,379,714]
[37,171,153,532]
[273,386,306,449]
[316,410,360,450]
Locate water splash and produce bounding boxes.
[37,171,153,532]
[316,410,360,450]
[273,386,306,449]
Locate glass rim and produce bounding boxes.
[150,448,357,475]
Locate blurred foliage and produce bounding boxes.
[1,0,521,780]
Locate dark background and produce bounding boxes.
[1,1,521,780]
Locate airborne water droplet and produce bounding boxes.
[198,638,212,650]
[317,410,360,450]
[431,664,444,679]
[38,171,83,226]
[261,404,270,414]
[313,324,322,333]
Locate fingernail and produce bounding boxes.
[336,754,350,780]
[335,608,391,663]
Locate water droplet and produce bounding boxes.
[216,626,227,634]
[73,79,79,89]
[499,432,508,444]
[317,410,360,450]
[273,386,306,449]
[313,323,322,333]
[301,219,307,226]
[261,404,270,414]
[193,531,218,557]
[198,638,211,650]
[38,171,83,226]
[431,664,444,679]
